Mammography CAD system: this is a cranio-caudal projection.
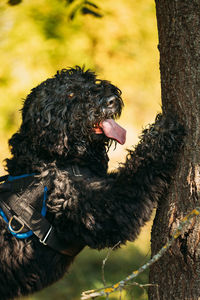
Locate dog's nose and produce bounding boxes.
[106,96,116,108]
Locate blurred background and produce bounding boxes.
[0,0,160,299]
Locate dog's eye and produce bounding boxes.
[68,93,74,99]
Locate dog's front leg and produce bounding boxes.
[70,114,184,249]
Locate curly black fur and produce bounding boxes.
[0,66,184,299]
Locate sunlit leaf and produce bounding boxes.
[7,0,22,5]
[81,7,103,18]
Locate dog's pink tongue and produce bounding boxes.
[100,119,126,145]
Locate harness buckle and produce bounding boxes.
[8,215,24,234]
[39,225,52,246]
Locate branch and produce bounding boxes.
[81,207,200,299]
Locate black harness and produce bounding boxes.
[0,165,85,256]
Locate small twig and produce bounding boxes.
[81,207,200,299]
[124,282,159,299]
[102,241,121,287]
[156,282,160,300]
[119,289,122,300]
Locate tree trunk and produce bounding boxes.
[149,1,200,299]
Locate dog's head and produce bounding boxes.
[19,66,126,160]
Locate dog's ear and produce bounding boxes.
[36,100,69,155]
[20,85,70,156]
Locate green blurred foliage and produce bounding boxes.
[0,0,160,299]
[30,243,151,300]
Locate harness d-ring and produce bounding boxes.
[8,216,24,234]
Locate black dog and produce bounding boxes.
[0,66,184,299]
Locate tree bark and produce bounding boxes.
[149,1,200,299]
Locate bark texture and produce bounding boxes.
[149,1,200,299]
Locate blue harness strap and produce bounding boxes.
[8,173,36,182]
[0,173,48,239]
